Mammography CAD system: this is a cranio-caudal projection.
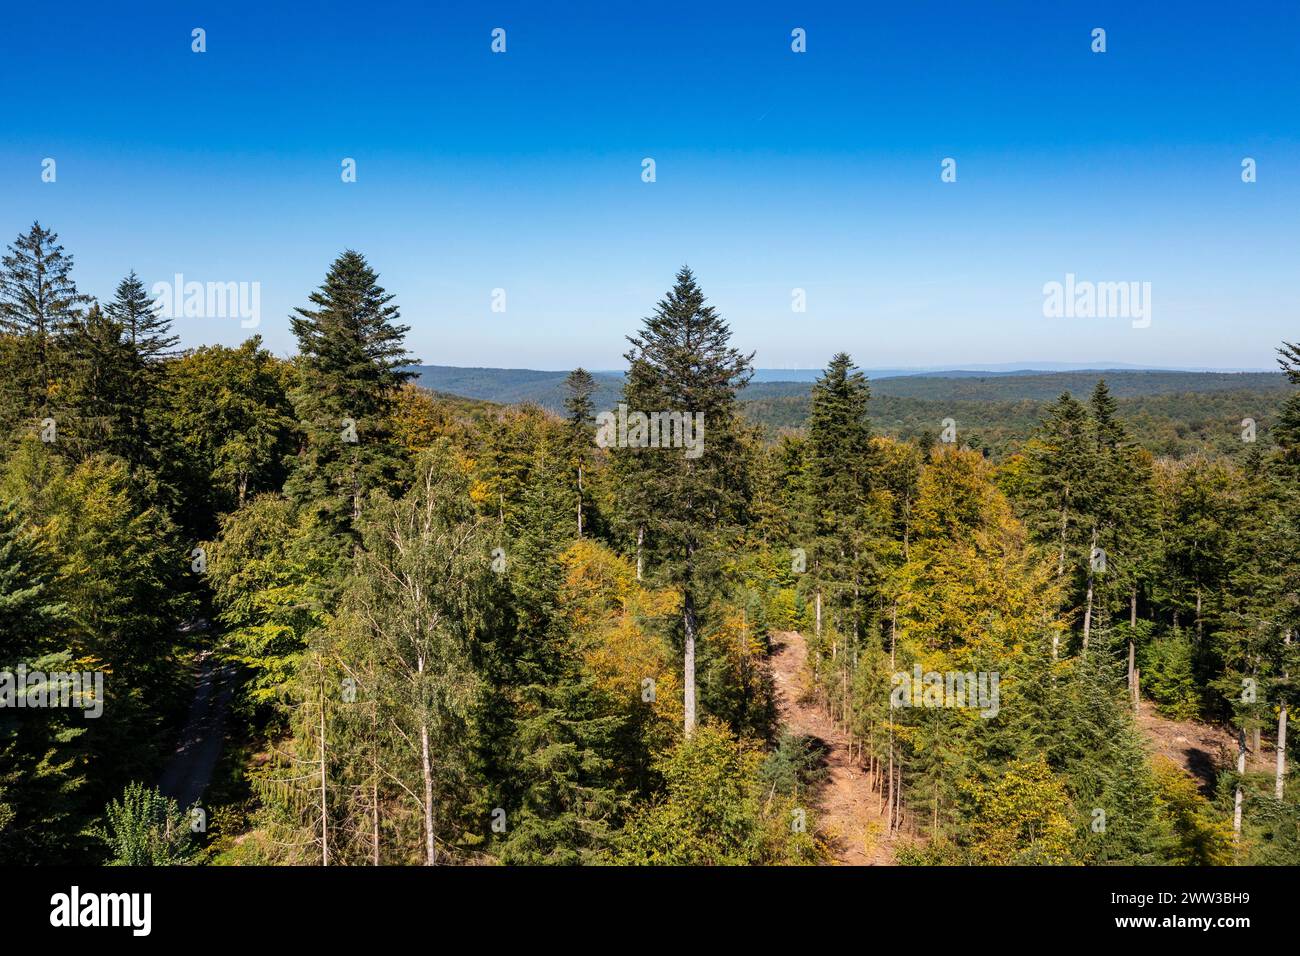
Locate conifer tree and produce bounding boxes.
[0,499,84,863]
[1081,380,1154,652]
[285,251,416,545]
[805,352,883,695]
[563,367,597,537]
[1024,393,1094,573]
[106,271,177,361]
[615,267,753,735]
[0,499,65,662]
[0,222,90,418]
[59,304,136,462]
[105,271,178,472]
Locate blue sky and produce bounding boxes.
[1,0,1297,370]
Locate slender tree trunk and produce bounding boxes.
[890,601,897,670]
[370,697,380,865]
[576,464,584,537]
[1277,702,1288,801]
[1082,528,1097,652]
[635,525,644,581]
[1277,630,1291,801]
[421,721,436,865]
[1233,727,1246,841]
[1129,640,1138,713]
[372,776,380,865]
[417,653,437,866]
[1128,586,1137,700]
[319,677,329,867]
[886,733,894,833]
[683,587,697,736]
[894,761,902,832]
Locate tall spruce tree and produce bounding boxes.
[615,267,753,734]
[285,251,416,545]
[806,353,881,650]
[105,271,178,472]
[0,222,91,420]
[1081,380,1154,653]
[1019,392,1097,655]
[106,271,177,360]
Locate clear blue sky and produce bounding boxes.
[2,0,1297,370]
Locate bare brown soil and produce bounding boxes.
[770,630,893,865]
[1136,699,1278,795]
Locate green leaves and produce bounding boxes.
[102,782,193,866]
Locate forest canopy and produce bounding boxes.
[1,223,1297,868]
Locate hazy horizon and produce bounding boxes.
[413,360,1282,376]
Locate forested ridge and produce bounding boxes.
[414,365,1290,461]
[2,222,1299,866]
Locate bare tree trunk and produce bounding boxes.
[635,525,644,581]
[417,651,437,866]
[890,601,897,670]
[319,678,329,866]
[1278,630,1291,801]
[894,761,902,832]
[886,735,894,834]
[1277,702,1289,801]
[370,699,380,865]
[815,588,822,642]
[1233,727,1246,841]
[421,721,436,865]
[576,464,584,537]
[1128,586,1137,700]
[1082,528,1097,652]
[683,588,697,736]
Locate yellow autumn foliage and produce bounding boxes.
[558,538,683,747]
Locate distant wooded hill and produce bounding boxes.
[410,365,1290,459]
[411,365,626,411]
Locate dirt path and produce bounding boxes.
[158,648,236,811]
[1136,699,1278,796]
[770,630,892,865]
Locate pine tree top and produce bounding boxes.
[623,266,752,407]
